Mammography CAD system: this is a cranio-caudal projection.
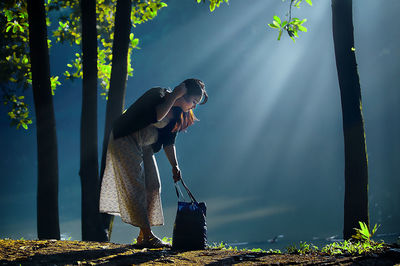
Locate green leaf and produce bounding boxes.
[268,23,279,29]
[22,122,28,130]
[298,25,307,32]
[8,112,16,119]
[131,38,139,47]
[210,2,216,12]
[273,20,281,28]
[305,0,313,6]
[273,15,281,25]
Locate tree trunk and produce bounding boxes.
[100,0,133,240]
[80,0,108,241]
[27,0,60,240]
[331,0,369,240]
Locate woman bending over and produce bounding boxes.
[99,78,207,248]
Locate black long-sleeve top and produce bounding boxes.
[112,87,180,153]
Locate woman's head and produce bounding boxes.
[183,78,208,105]
[172,78,207,132]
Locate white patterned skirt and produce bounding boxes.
[99,126,164,228]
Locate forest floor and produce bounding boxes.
[1,239,400,265]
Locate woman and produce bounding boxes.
[99,78,207,248]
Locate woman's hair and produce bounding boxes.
[172,78,207,132]
[183,78,208,105]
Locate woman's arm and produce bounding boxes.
[155,84,186,121]
[163,144,182,182]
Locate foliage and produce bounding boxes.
[2,94,32,129]
[352,221,380,243]
[207,222,385,256]
[0,1,55,129]
[284,239,385,256]
[320,239,385,256]
[197,0,229,12]
[286,241,318,254]
[49,0,167,99]
[0,0,67,129]
[286,222,384,256]
[208,242,282,254]
[208,241,229,249]
[267,0,312,42]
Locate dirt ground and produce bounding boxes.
[1,239,400,265]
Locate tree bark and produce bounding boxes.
[332,0,369,240]
[80,0,108,241]
[27,0,60,240]
[100,0,133,240]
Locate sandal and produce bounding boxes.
[136,236,172,249]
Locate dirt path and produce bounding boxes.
[1,239,399,265]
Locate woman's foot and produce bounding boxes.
[136,235,171,249]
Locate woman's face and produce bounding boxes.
[176,93,203,112]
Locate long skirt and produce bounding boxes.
[99,130,164,228]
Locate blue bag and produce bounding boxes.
[172,179,207,250]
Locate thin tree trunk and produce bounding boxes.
[27,0,60,240]
[80,0,108,241]
[332,0,369,240]
[100,0,133,240]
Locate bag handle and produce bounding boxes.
[174,178,198,203]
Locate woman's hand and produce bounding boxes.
[172,165,182,183]
[155,83,186,121]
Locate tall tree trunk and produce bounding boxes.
[80,0,108,241]
[332,0,369,240]
[27,0,60,240]
[100,0,133,240]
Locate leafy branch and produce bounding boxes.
[267,0,312,42]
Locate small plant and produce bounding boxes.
[321,239,385,256]
[286,241,318,254]
[209,241,228,249]
[248,248,264,253]
[286,244,297,254]
[319,222,385,256]
[266,249,282,254]
[352,222,380,243]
